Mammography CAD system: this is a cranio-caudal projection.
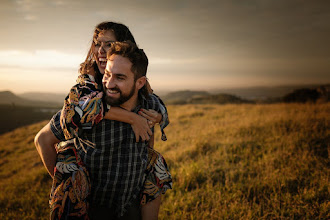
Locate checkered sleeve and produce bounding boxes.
[50,110,66,141]
[150,94,169,141]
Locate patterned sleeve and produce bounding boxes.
[60,74,106,140]
[150,94,169,141]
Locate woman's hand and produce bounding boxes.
[138,109,162,128]
[131,114,153,142]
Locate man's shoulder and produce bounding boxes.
[147,93,166,106]
[140,93,164,112]
[144,93,158,106]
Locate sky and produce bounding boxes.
[0,0,329,94]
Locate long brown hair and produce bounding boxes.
[79,22,136,75]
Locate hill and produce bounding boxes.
[162,90,210,104]
[282,84,329,103]
[189,93,252,104]
[18,92,66,105]
[0,103,329,219]
[0,91,62,107]
[209,84,329,100]
[0,91,27,105]
[162,90,250,104]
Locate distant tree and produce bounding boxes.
[283,88,320,103]
[316,85,330,102]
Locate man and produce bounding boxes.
[35,41,167,219]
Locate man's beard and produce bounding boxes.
[103,85,135,106]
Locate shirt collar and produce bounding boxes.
[132,91,148,113]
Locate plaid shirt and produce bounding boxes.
[50,93,168,217]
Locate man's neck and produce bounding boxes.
[120,93,139,111]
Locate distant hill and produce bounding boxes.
[19,92,66,104]
[208,84,329,100]
[162,90,210,104]
[282,84,329,103]
[162,90,250,104]
[189,93,252,104]
[0,91,28,105]
[0,91,62,107]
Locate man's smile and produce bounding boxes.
[105,89,120,97]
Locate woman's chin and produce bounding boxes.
[97,65,105,74]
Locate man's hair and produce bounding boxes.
[107,41,150,97]
[80,21,136,75]
[107,41,148,80]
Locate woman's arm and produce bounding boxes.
[61,74,153,142]
[104,107,152,142]
[60,74,104,140]
[138,109,162,125]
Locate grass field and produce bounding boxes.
[0,103,329,219]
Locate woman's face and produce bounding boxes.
[93,30,117,74]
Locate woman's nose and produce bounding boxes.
[98,44,106,54]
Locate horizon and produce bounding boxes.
[1,0,330,94]
[1,82,328,97]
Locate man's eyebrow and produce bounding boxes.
[104,70,126,77]
[115,73,127,78]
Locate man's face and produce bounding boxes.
[102,54,136,106]
[93,30,117,74]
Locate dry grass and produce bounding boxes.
[0,103,329,219]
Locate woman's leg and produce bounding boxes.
[141,195,161,220]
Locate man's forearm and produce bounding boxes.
[34,122,59,177]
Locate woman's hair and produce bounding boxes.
[79,22,136,75]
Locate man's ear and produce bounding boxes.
[135,76,146,90]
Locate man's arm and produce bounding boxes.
[34,122,60,177]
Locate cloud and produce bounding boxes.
[51,0,66,6]
[15,0,33,11]
[0,50,84,69]
[15,0,39,20]
[149,57,202,64]
[24,14,37,21]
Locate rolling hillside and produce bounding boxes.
[162,90,210,104]
[0,91,61,134]
[18,92,66,105]
[0,103,329,219]
[161,90,250,104]
[0,91,62,107]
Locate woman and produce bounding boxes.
[50,22,172,220]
